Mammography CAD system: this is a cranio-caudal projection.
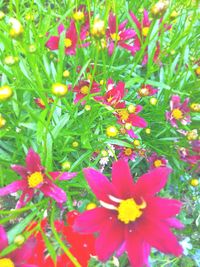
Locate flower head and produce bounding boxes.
[0,148,77,208]
[137,84,158,97]
[166,95,191,127]
[73,80,100,104]
[74,160,183,266]
[147,152,168,169]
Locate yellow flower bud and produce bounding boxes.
[170,10,178,19]
[86,202,97,210]
[187,129,198,141]
[84,104,91,111]
[190,103,200,112]
[145,128,151,134]
[9,18,24,38]
[61,161,71,171]
[14,234,25,246]
[190,178,199,187]
[72,141,79,148]
[73,11,84,21]
[91,17,105,37]
[127,104,136,113]
[29,44,37,53]
[63,70,70,78]
[0,85,13,101]
[25,13,34,21]
[101,150,108,157]
[106,126,118,137]
[149,97,158,105]
[133,140,140,146]
[195,67,200,76]
[51,83,68,97]
[0,114,6,128]
[151,1,169,17]
[4,56,16,66]
[125,123,132,130]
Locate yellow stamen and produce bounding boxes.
[111,33,120,41]
[142,27,149,37]
[28,172,44,188]
[138,88,149,97]
[118,109,129,121]
[73,11,84,21]
[91,17,105,37]
[154,159,162,168]
[124,148,133,156]
[0,258,15,267]
[80,85,89,95]
[117,198,146,224]
[64,38,72,48]
[172,108,183,120]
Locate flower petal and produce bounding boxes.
[129,11,141,30]
[11,164,28,179]
[73,207,112,234]
[111,160,134,198]
[133,167,172,198]
[0,225,8,251]
[16,189,34,209]
[83,168,115,202]
[108,12,116,34]
[0,180,27,197]
[95,218,124,261]
[49,171,77,181]
[26,148,43,173]
[165,218,184,229]
[46,36,59,50]
[40,182,67,204]
[128,114,147,128]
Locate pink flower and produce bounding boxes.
[73,80,100,104]
[117,146,137,162]
[74,160,183,267]
[46,20,78,55]
[147,152,168,169]
[0,225,37,267]
[137,84,158,97]
[106,12,136,55]
[166,95,191,127]
[0,148,77,208]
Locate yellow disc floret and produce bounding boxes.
[86,202,97,210]
[154,159,162,167]
[28,172,44,188]
[73,11,84,21]
[91,17,105,37]
[118,109,129,121]
[142,27,149,37]
[111,33,120,41]
[190,178,199,187]
[117,198,146,224]
[106,126,118,137]
[124,148,133,156]
[0,258,15,267]
[172,108,183,120]
[64,38,72,48]
[80,85,89,95]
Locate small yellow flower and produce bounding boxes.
[73,11,84,21]
[51,83,68,97]
[151,1,169,17]
[86,203,97,210]
[170,10,178,19]
[14,235,25,246]
[149,97,158,105]
[84,104,91,111]
[195,67,200,76]
[64,38,72,48]
[63,70,70,78]
[190,103,200,112]
[25,13,34,21]
[127,104,136,113]
[72,141,79,148]
[187,129,198,141]
[91,17,105,37]
[0,114,6,128]
[101,150,108,157]
[190,178,199,187]
[145,128,151,134]
[62,161,71,171]
[133,140,140,146]
[29,44,37,53]
[106,126,118,137]
[0,85,13,101]
[125,123,132,130]
[142,27,150,37]
[4,56,16,66]
[9,18,24,38]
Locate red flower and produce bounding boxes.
[46,21,78,55]
[74,160,183,267]
[0,148,77,208]
[106,12,136,55]
[0,225,37,267]
[137,84,158,97]
[73,80,100,104]
[34,97,54,109]
[147,152,168,169]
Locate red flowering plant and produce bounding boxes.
[74,160,183,266]
[137,84,158,98]
[147,152,168,169]
[0,148,77,208]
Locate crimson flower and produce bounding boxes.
[147,152,168,170]
[166,95,191,127]
[0,225,37,267]
[34,97,54,109]
[137,84,158,97]
[74,160,183,267]
[116,146,137,162]
[73,80,100,104]
[46,21,78,55]
[0,148,77,208]
[106,12,136,55]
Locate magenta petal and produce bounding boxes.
[111,160,134,198]
[126,227,150,267]
[73,207,112,234]
[129,11,141,30]
[11,164,28,179]
[40,182,66,204]
[129,114,147,128]
[170,95,180,109]
[58,23,65,34]
[108,41,115,56]
[49,171,77,181]
[0,225,8,251]
[46,36,59,50]
[142,9,151,27]
[133,167,172,198]
[165,218,185,229]
[10,237,36,264]
[139,219,183,257]
[0,180,27,197]
[116,241,126,257]
[26,148,43,173]
[83,168,115,202]
[16,189,34,209]
[95,219,124,261]
[108,12,117,34]
[119,19,128,31]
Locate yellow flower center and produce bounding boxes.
[73,11,84,21]
[138,88,149,97]
[91,18,105,37]
[117,198,146,224]
[118,109,129,121]
[111,33,120,41]
[172,108,183,120]
[0,258,15,267]
[106,126,118,137]
[142,27,150,37]
[124,148,133,156]
[80,85,89,95]
[64,38,72,48]
[28,172,44,188]
[154,159,162,168]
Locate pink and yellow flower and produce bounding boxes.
[137,84,158,97]
[0,148,77,208]
[74,160,183,267]
[166,95,191,127]
[147,152,168,169]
